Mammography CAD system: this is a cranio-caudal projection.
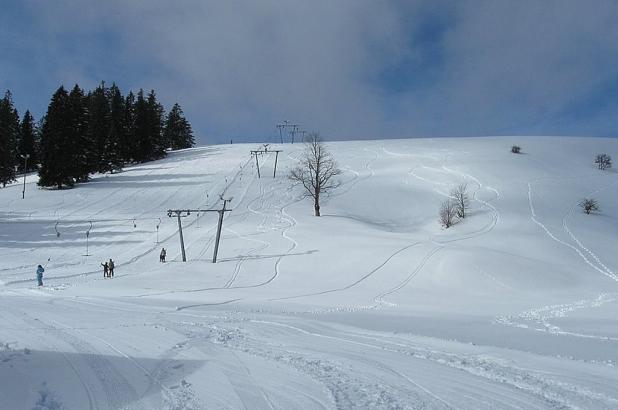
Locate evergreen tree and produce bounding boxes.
[106,83,125,172]
[38,87,74,189]
[7,82,193,189]
[67,85,90,181]
[34,116,45,165]
[146,90,166,160]
[133,89,166,162]
[0,90,19,187]
[122,91,136,163]
[164,103,195,150]
[18,110,37,171]
[86,82,112,173]
[133,89,150,162]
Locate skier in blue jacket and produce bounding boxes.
[36,265,44,286]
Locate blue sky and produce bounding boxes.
[1,1,617,144]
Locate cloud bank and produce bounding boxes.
[2,0,617,143]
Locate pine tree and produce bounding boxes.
[38,86,74,189]
[106,83,125,172]
[34,116,44,165]
[146,90,166,160]
[133,89,166,162]
[67,85,90,182]
[86,82,112,173]
[122,91,136,163]
[164,103,195,150]
[18,110,37,171]
[0,90,20,187]
[133,89,150,162]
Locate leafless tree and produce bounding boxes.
[579,198,599,215]
[511,145,521,154]
[594,154,612,170]
[289,133,341,216]
[451,183,469,219]
[439,199,458,228]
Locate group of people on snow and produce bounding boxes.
[36,248,168,286]
[101,258,115,278]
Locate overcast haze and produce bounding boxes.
[2,0,618,144]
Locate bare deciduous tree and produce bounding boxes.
[439,199,458,228]
[579,198,599,215]
[594,154,612,170]
[511,145,521,154]
[451,183,469,219]
[289,133,341,216]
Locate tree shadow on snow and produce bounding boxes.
[87,172,213,189]
[0,219,148,249]
[0,348,204,410]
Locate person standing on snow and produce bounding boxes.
[101,261,109,278]
[36,265,44,287]
[160,248,166,263]
[108,259,115,278]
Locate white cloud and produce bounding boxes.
[11,0,618,141]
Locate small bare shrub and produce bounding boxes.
[451,183,469,219]
[594,154,612,170]
[439,199,458,228]
[579,198,599,215]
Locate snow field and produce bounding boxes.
[1,136,617,409]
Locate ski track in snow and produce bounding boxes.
[275,148,502,313]
[239,318,603,409]
[276,148,502,311]
[491,170,618,342]
[561,179,618,280]
[3,140,618,409]
[527,181,618,283]
[495,293,618,341]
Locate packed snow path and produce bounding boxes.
[1,137,617,409]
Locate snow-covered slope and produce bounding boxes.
[1,137,617,409]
